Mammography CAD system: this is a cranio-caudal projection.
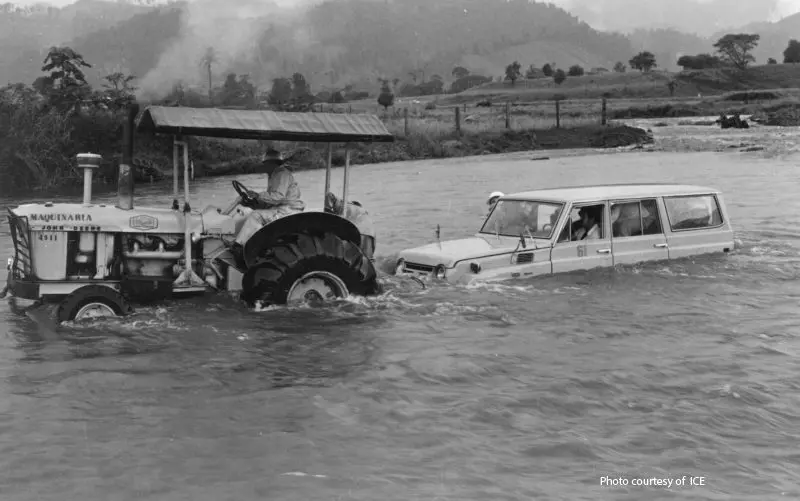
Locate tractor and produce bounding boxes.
[3,103,395,322]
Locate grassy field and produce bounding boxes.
[327,63,800,120]
[443,63,800,103]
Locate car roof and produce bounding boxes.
[504,183,721,203]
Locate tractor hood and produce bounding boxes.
[10,203,213,234]
[398,235,524,267]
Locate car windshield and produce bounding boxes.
[480,200,564,239]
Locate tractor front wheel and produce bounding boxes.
[56,285,133,323]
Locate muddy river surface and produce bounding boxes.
[1,150,799,500]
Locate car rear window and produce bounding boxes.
[663,195,723,231]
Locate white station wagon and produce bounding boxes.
[394,183,735,283]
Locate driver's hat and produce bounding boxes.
[262,147,286,164]
[487,191,504,205]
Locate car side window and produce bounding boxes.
[664,195,723,231]
[610,198,663,237]
[557,203,605,243]
[641,199,663,235]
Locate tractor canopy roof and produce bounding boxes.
[136,106,395,143]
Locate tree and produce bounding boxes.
[553,68,566,86]
[41,46,92,111]
[218,73,256,107]
[291,72,311,100]
[101,71,137,110]
[505,61,521,86]
[377,79,394,112]
[613,61,626,72]
[567,64,584,77]
[200,47,217,101]
[629,51,657,72]
[542,63,553,77]
[677,53,722,70]
[41,46,91,86]
[713,33,760,70]
[667,80,677,96]
[768,57,778,64]
[784,40,800,64]
[268,77,292,105]
[452,66,470,79]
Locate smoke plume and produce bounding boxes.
[136,0,322,99]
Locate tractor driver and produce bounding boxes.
[229,147,306,264]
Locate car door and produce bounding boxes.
[609,198,669,266]
[550,201,614,274]
[661,194,734,259]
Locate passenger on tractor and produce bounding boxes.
[325,192,376,261]
[230,148,306,265]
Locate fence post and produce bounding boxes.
[555,100,561,129]
[601,97,607,126]
[505,101,510,129]
[404,107,409,137]
[463,103,467,113]
[454,106,461,134]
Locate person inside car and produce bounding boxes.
[486,191,504,216]
[573,206,601,240]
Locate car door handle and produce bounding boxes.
[654,243,668,248]
[596,248,611,254]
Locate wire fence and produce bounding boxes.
[313,98,614,137]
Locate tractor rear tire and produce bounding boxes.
[240,232,378,306]
[56,285,134,323]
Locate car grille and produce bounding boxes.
[6,209,32,280]
[403,262,434,274]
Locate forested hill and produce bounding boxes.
[0,0,152,83]
[0,0,637,93]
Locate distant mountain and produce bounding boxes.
[0,0,153,84]
[563,0,786,37]
[1,0,637,94]
[2,0,796,96]
[711,12,800,64]
[628,29,711,71]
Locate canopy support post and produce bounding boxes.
[324,143,332,207]
[341,146,350,214]
[172,136,179,210]
[174,137,205,289]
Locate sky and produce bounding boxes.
[9,0,800,29]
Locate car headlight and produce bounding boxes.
[394,259,405,275]
[434,265,446,279]
[470,262,481,274]
[6,257,12,270]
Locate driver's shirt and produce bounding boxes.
[257,166,302,206]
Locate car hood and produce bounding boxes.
[398,236,522,267]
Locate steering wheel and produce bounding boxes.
[232,180,258,208]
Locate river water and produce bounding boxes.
[1,150,799,500]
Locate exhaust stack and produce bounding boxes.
[77,152,102,206]
[117,102,139,210]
